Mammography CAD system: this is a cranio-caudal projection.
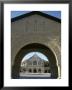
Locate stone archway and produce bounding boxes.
[12,43,58,79]
[38,69,41,73]
[33,69,37,73]
[29,69,32,73]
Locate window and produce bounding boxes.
[33,61,37,65]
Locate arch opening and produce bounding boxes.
[12,43,58,79]
[20,51,50,76]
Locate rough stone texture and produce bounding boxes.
[11,14,61,78]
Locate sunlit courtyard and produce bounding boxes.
[19,52,51,78]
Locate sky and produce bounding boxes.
[11,11,61,62]
[11,11,61,19]
[22,52,48,62]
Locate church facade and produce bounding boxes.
[20,54,50,73]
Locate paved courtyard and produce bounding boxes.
[19,73,51,79]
